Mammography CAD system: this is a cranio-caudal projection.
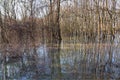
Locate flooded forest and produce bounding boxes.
[0,0,120,80]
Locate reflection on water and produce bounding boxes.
[0,33,120,80]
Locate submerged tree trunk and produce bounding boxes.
[49,0,62,79]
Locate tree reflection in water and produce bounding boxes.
[0,34,120,80]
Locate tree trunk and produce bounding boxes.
[49,0,62,79]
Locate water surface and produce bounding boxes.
[0,33,120,80]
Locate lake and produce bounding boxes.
[0,32,120,80]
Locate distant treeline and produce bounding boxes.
[0,0,120,44]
